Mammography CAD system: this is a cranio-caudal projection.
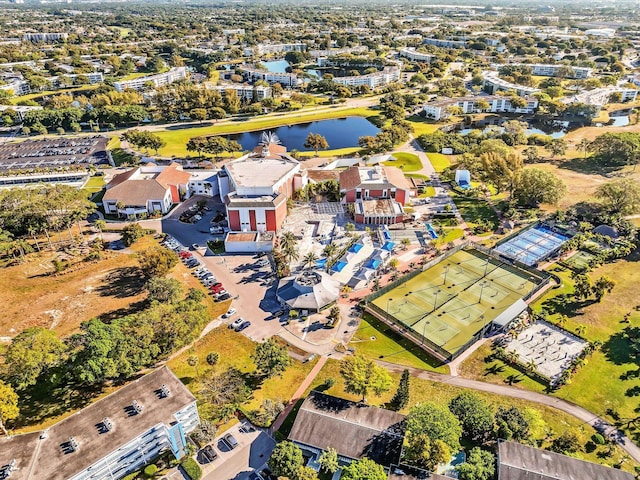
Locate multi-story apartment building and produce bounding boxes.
[482,71,541,97]
[238,67,300,87]
[209,84,272,101]
[423,95,539,120]
[309,46,368,59]
[22,32,68,42]
[423,37,467,48]
[0,367,199,480]
[399,47,435,63]
[244,43,307,56]
[496,63,592,79]
[0,79,30,96]
[113,67,188,92]
[332,67,401,89]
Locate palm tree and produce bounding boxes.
[302,251,319,269]
[323,243,338,259]
[575,324,587,336]
[525,359,537,373]
[506,350,520,365]
[401,237,411,250]
[94,219,106,242]
[557,315,568,328]
[279,231,299,265]
[577,139,592,159]
[388,258,399,271]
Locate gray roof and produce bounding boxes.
[288,391,405,467]
[0,367,196,480]
[276,271,340,311]
[498,441,634,480]
[103,179,168,206]
[593,224,619,239]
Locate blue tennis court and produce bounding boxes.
[495,226,569,266]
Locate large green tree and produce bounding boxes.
[3,327,65,390]
[268,441,304,479]
[512,168,567,207]
[456,447,496,480]
[495,406,529,442]
[304,133,329,155]
[448,392,494,442]
[252,338,291,378]
[340,457,387,480]
[595,178,640,215]
[0,381,19,436]
[339,354,392,402]
[138,246,179,278]
[389,369,410,411]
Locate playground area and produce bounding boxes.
[494,226,569,266]
[504,321,587,383]
[370,249,543,357]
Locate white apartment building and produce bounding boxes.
[482,71,541,97]
[22,32,68,42]
[0,367,199,480]
[245,43,307,56]
[240,67,300,87]
[496,63,592,79]
[423,95,539,120]
[423,37,467,48]
[0,79,30,96]
[399,47,435,63]
[114,67,188,92]
[332,67,401,89]
[566,87,638,108]
[209,84,272,101]
[309,46,368,59]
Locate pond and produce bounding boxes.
[609,115,630,127]
[263,59,290,73]
[228,116,380,151]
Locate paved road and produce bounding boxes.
[378,360,640,463]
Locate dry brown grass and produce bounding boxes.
[0,235,223,338]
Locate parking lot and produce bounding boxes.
[198,421,276,480]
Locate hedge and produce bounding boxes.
[181,458,202,480]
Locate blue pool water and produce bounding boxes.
[382,241,395,252]
[315,258,327,268]
[425,223,439,239]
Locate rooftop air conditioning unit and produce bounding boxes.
[160,384,171,398]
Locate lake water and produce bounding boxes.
[610,115,630,127]
[263,60,290,73]
[228,117,380,151]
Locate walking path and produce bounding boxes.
[376,359,640,463]
[271,355,328,432]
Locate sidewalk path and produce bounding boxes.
[271,355,328,432]
[376,359,640,463]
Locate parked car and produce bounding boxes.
[191,243,201,250]
[229,317,245,330]
[222,308,237,318]
[235,320,251,332]
[213,290,228,298]
[200,445,217,463]
[216,293,231,301]
[223,433,239,450]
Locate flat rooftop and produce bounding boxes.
[0,367,195,480]
[357,198,403,216]
[226,232,259,242]
[225,153,299,189]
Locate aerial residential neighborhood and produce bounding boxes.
[1,1,640,480]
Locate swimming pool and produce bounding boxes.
[332,260,348,272]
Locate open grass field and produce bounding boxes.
[459,254,640,441]
[452,195,500,231]
[433,227,465,246]
[81,175,105,195]
[371,249,541,356]
[148,106,379,158]
[385,152,422,172]
[426,152,452,172]
[298,147,362,158]
[296,359,636,472]
[167,327,318,427]
[406,115,441,136]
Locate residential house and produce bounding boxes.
[103,163,191,217]
[288,391,405,471]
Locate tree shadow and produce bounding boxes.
[96,266,145,298]
[556,156,627,176]
[484,362,506,376]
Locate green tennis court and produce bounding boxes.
[371,249,542,356]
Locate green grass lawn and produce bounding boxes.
[167,326,318,427]
[418,186,436,198]
[426,152,452,172]
[385,152,422,172]
[82,175,105,193]
[459,255,640,442]
[433,227,464,246]
[10,85,99,105]
[149,106,380,158]
[452,195,500,230]
[406,115,441,136]
[298,147,362,158]
[296,359,636,472]
[348,314,449,373]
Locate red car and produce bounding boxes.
[210,285,225,293]
[178,251,192,258]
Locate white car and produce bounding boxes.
[222,308,237,319]
[229,317,245,330]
